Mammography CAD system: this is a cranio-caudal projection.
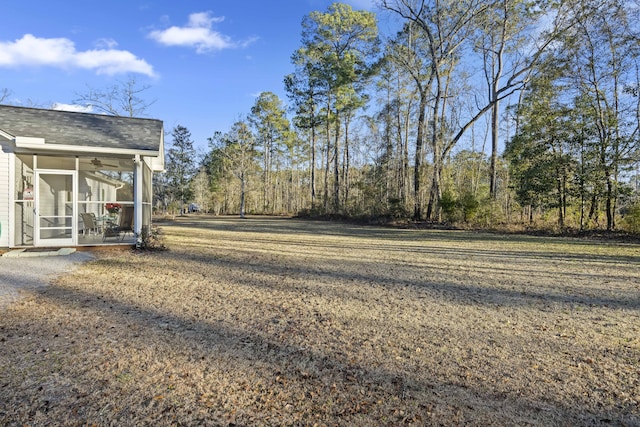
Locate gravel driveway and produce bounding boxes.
[0,251,94,310]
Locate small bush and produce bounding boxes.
[388,197,410,219]
[137,225,168,251]
[621,203,640,233]
[439,190,460,222]
[459,192,480,222]
[474,200,507,228]
[439,191,481,223]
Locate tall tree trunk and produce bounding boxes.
[579,137,586,230]
[426,161,442,221]
[488,0,507,200]
[606,173,614,230]
[401,93,411,206]
[426,62,443,222]
[333,115,341,213]
[344,115,350,207]
[402,113,409,207]
[384,82,393,203]
[489,97,500,198]
[413,89,427,220]
[239,170,246,219]
[556,165,564,228]
[324,99,332,212]
[263,140,270,213]
[311,122,317,209]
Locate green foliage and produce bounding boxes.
[387,197,410,219]
[460,192,480,221]
[167,200,182,215]
[191,0,640,234]
[439,190,481,223]
[504,61,576,227]
[439,190,458,221]
[249,92,293,212]
[474,200,508,228]
[621,203,640,234]
[208,120,258,218]
[250,92,291,152]
[190,168,212,213]
[165,125,198,213]
[289,2,380,213]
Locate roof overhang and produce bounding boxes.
[0,128,15,140]
[13,140,160,158]
[15,136,45,145]
[148,131,165,171]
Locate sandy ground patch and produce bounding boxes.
[0,251,94,310]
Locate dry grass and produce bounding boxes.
[1,215,639,426]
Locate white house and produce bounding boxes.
[0,105,164,248]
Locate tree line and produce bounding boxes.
[159,0,640,232]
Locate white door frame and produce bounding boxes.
[34,169,77,247]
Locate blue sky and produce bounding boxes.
[2,0,397,153]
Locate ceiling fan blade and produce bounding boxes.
[90,158,118,168]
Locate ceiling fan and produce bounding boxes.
[90,157,118,168]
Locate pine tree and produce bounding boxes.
[165,125,197,215]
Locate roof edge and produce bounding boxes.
[0,103,163,125]
[0,128,15,140]
[14,142,160,157]
[15,136,45,145]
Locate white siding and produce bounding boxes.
[0,143,10,247]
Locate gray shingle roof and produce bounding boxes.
[0,104,163,152]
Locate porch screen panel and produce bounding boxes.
[14,155,35,245]
[142,162,152,228]
[38,173,73,240]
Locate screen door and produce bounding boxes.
[35,170,76,246]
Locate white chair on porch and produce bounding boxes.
[80,212,99,235]
[103,206,134,241]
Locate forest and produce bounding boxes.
[158,0,640,233]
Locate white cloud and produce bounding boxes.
[189,11,224,27]
[348,0,377,9]
[95,38,119,49]
[148,11,257,53]
[75,49,155,76]
[52,103,95,113]
[0,34,155,77]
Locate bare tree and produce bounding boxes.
[209,120,258,218]
[382,0,491,220]
[75,75,155,117]
[387,22,433,220]
[191,167,212,213]
[0,88,11,104]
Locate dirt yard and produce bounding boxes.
[1,216,639,426]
